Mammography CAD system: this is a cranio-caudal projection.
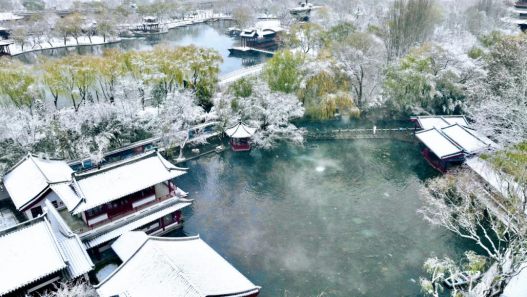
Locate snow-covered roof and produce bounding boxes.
[415,115,469,130]
[71,151,186,214]
[96,235,260,297]
[0,12,23,22]
[112,231,149,262]
[225,122,257,139]
[442,124,490,154]
[416,128,463,159]
[3,154,74,210]
[0,216,67,296]
[84,201,191,249]
[240,29,257,38]
[44,200,94,279]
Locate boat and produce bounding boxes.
[444,271,482,288]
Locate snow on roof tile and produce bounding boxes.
[72,152,186,214]
[0,217,67,295]
[416,115,469,130]
[112,231,149,262]
[84,201,191,249]
[442,124,489,154]
[3,155,73,210]
[225,122,257,139]
[416,128,463,159]
[96,236,260,297]
[45,200,94,279]
[50,183,82,211]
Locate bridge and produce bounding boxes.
[218,64,264,87]
[307,128,419,143]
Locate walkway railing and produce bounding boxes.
[307,127,419,142]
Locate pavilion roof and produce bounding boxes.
[96,234,260,297]
[2,154,74,211]
[414,115,469,130]
[415,128,463,159]
[225,122,257,139]
[441,124,490,154]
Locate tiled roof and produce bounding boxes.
[71,152,186,214]
[96,235,260,297]
[0,216,67,296]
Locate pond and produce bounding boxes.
[15,21,270,75]
[168,137,477,296]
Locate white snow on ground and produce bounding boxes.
[9,36,121,56]
[502,263,527,297]
[0,209,18,231]
[96,263,119,283]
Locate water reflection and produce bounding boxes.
[168,139,478,296]
[15,21,270,75]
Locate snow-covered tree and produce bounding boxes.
[466,35,527,145]
[156,90,206,161]
[40,280,98,297]
[331,32,386,109]
[419,169,527,295]
[384,42,483,116]
[214,79,306,149]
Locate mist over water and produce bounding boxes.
[169,139,477,296]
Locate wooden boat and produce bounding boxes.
[444,271,482,288]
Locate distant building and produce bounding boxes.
[0,200,93,296]
[2,151,192,258]
[513,1,527,31]
[95,231,261,297]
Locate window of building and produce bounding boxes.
[31,206,43,218]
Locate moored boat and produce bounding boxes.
[444,271,482,288]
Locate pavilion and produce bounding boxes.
[95,231,261,297]
[415,121,495,173]
[225,122,257,151]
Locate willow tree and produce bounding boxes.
[298,57,358,120]
[93,49,127,103]
[383,0,437,61]
[0,58,38,108]
[263,50,305,94]
[42,58,64,108]
[44,55,97,111]
[182,45,223,106]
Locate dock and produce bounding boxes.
[228,46,275,55]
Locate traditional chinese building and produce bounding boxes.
[238,28,281,49]
[412,116,496,173]
[225,122,257,151]
[95,231,261,297]
[0,200,93,296]
[133,16,166,35]
[2,151,192,258]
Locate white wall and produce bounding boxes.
[25,191,65,219]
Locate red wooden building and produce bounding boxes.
[225,122,257,151]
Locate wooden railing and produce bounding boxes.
[71,189,180,234]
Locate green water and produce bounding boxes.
[169,139,475,296]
